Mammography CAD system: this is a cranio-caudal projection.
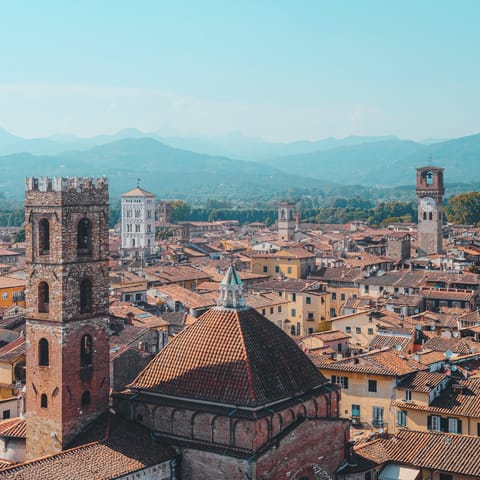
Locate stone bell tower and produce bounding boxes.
[278,201,296,241]
[416,166,444,255]
[24,177,110,460]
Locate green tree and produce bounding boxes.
[444,192,480,225]
[14,229,25,242]
[170,200,191,222]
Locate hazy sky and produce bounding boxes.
[1,1,479,141]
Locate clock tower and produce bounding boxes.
[416,166,444,255]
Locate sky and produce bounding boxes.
[0,1,479,142]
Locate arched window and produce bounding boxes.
[77,218,92,253]
[80,334,93,368]
[81,390,91,406]
[39,218,50,254]
[131,238,135,247]
[38,282,49,313]
[429,212,433,220]
[425,171,434,185]
[41,394,48,408]
[39,338,49,366]
[423,212,427,221]
[80,278,92,314]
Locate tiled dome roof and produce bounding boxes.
[129,307,327,407]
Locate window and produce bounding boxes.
[126,224,132,232]
[332,292,337,300]
[307,312,314,321]
[131,239,135,247]
[262,308,266,316]
[364,285,369,293]
[1,293,7,300]
[135,224,140,232]
[356,327,361,334]
[296,322,301,336]
[330,308,336,317]
[306,297,311,305]
[429,415,441,431]
[332,376,349,389]
[291,293,296,302]
[263,266,268,273]
[77,218,92,253]
[278,306,282,313]
[307,328,314,334]
[80,334,93,368]
[41,394,48,408]
[367,328,374,335]
[290,326,296,335]
[38,281,49,313]
[287,266,292,274]
[270,307,274,314]
[368,380,377,393]
[39,338,49,366]
[341,293,345,301]
[135,293,142,301]
[372,406,383,427]
[291,309,296,317]
[405,390,412,401]
[429,212,433,220]
[439,475,453,480]
[448,417,462,434]
[364,472,372,480]
[146,224,151,233]
[352,404,360,418]
[147,210,152,219]
[80,278,93,314]
[2,410,10,420]
[39,218,50,254]
[397,410,407,427]
[345,326,351,333]
[81,390,91,407]
[275,266,280,273]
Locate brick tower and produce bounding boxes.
[24,177,110,460]
[416,166,444,255]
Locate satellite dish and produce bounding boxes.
[445,349,453,360]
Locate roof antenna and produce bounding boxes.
[429,153,432,166]
[136,177,141,188]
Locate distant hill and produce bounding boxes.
[0,138,335,199]
[262,134,480,187]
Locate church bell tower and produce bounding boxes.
[25,177,110,459]
[416,166,444,255]
[278,201,296,241]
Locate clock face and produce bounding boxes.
[421,196,435,212]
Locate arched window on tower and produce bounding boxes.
[39,218,50,255]
[429,212,433,220]
[38,282,49,313]
[41,394,48,408]
[80,278,93,314]
[80,334,93,368]
[77,218,92,254]
[39,338,49,366]
[81,390,91,406]
[425,171,434,186]
[423,212,427,221]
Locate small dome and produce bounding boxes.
[130,307,327,407]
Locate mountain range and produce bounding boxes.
[0,127,479,200]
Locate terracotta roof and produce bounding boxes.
[0,417,26,438]
[422,336,480,354]
[369,332,412,351]
[121,186,155,197]
[316,348,426,376]
[396,370,447,393]
[356,430,480,477]
[130,306,328,407]
[0,336,25,363]
[252,279,326,293]
[395,377,480,418]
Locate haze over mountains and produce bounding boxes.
[0,127,479,199]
